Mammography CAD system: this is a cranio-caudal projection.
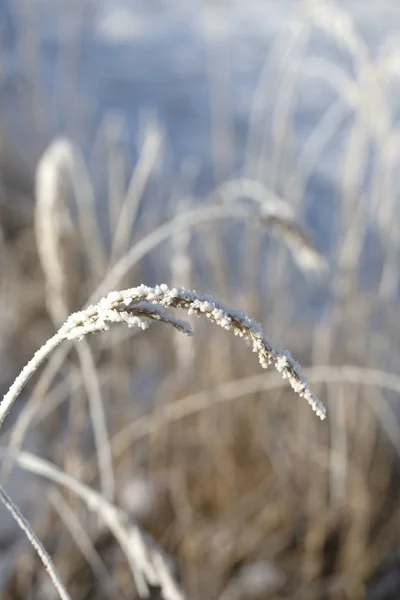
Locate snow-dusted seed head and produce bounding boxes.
[60,299,193,341]
[59,284,325,419]
[0,284,326,433]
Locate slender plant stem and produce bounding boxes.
[0,484,71,600]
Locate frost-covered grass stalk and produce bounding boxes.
[0,290,192,428]
[0,284,326,428]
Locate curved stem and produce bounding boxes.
[0,332,64,429]
[0,484,71,600]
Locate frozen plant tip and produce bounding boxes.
[0,285,326,429]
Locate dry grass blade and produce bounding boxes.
[48,488,122,600]
[0,484,71,600]
[109,365,400,466]
[215,178,327,273]
[0,449,187,600]
[35,138,79,321]
[35,138,105,297]
[260,215,326,273]
[74,341,115,501]
[91,203,252,300]
[35,142,116,501]
[111,121,163,259]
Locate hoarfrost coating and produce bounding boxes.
[0,285,326,428]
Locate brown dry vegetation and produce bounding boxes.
[1,2,400,599]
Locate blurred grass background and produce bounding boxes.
[1,1,400,599]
